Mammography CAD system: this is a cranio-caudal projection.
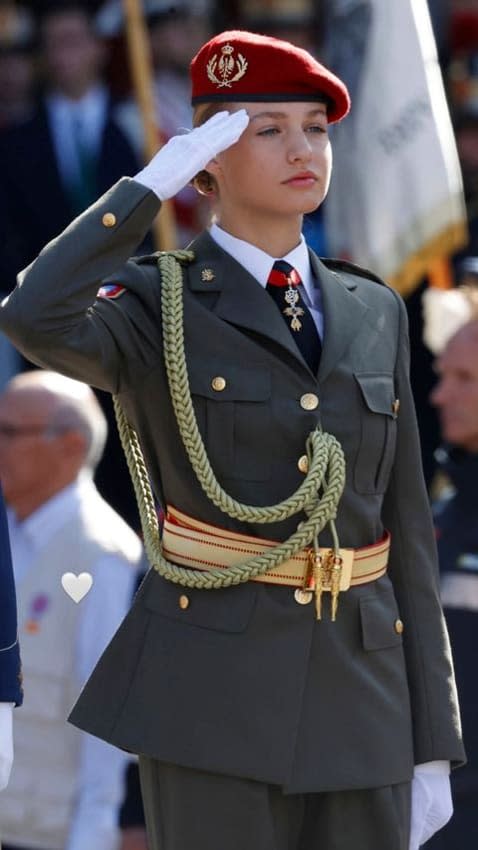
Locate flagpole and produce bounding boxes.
[427,257,454,289]
[122,0,177,250]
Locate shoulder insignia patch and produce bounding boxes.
[97,283,126,299]
[320,257,387,286]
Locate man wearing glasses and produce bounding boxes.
[0,369,142,850]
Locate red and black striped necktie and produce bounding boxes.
[266,260,321,373]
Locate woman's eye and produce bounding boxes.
[307,124,327,134]
[257,127,280,136]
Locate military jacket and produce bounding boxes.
[0,178,464,792]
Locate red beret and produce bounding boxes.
[190,30,350,124]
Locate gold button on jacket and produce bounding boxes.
[102,212,117,228]
[300,393,319,411]
[294,588,313,605]
[211,376,226,392]
[394,619,404,634]
[298,455,309,473]
[179,595,190,610]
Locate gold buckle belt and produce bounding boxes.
[162,506,390,618]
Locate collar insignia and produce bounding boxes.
[201,268,215,282]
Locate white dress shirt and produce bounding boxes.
[4,473,138,850]
[46,85,108,193]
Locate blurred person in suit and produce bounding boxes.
[99,0,212,244]
[0,1,150,527]
[0,370,142,850]
[0,4,36,131]
[426,311,478,849]
[0,3,37,388]
[0,483,23,793]
[0,0,144,294]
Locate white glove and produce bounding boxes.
[134,109,250,201]
[409,763,453,849]
[0,702,14,791]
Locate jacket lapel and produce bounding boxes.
[187,232,311,371]
[310,252,370,384]
[186,234,371,381]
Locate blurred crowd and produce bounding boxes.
[0,1,477,849]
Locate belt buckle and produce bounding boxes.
[305,548,354,621]
[322,548,353,592]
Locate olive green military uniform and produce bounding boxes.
[0,178,464,849]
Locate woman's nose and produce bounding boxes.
[287,131,313,163]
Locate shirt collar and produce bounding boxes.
[47,83,107,115]
[209,222,314,297]
[8,473,93,551]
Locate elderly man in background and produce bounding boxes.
[0,483,23,792]
[426,313,478,849]
[0,370,142,850]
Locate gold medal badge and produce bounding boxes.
[207,43,248,89]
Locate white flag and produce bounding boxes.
[323,0,467,295]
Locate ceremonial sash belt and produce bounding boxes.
[163,506,390,595]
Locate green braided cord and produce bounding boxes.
[159,252,344,522]
[112,249,346,590]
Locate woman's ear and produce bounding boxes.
[192,170,217,196]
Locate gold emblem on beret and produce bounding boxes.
[201,268,215,282]
[207,43,248,89]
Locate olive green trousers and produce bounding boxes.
[138,756,411,850]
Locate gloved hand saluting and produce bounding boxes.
[134,109,250,201]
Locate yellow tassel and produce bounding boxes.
[330,555,343,621]
[313,552,323,620]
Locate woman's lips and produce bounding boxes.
[283,172,318,186]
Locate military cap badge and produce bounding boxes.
[206,43,248,89]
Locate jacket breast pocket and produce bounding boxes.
[188,362,272,481]
[353,373,397,494]
[142,572,258,633]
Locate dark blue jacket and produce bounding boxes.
[0,485,22,705]
[0,97,147,297]
[434,446,478,796]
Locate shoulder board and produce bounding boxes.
[320,257,387,286]
[133,252,162,266]
[134,250,195,268]
[97,283,126,299]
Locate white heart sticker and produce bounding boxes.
[61,572,93,604]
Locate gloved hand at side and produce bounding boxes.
[409,762,453,849]
[134,109,250,201]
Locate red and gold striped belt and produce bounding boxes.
[162,506,390,617]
